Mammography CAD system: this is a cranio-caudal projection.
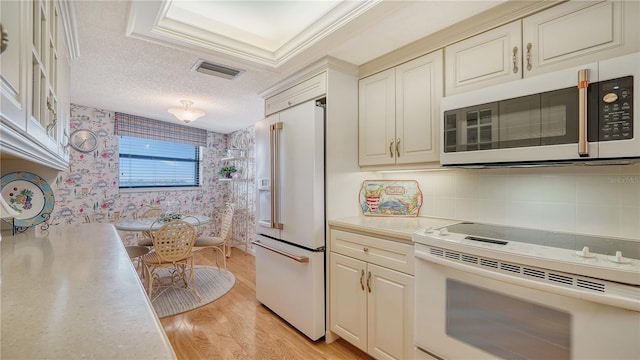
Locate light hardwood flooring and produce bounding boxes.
[159,247,374,360]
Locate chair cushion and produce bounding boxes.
[142,250,192,265]
[138,237,153,246]
[125,246,149,259]
[194,236,225,247]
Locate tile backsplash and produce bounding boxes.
[382,165,640,240]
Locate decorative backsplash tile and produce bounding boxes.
[359,180,423,217]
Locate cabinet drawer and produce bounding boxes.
[265,72,326,116]
[330,229,414,275]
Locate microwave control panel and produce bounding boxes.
[599,76,633,141]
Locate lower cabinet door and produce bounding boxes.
[330,253,367,352]
[331,252,416,360]
[367,263,415,360]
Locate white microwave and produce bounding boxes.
[440,52,639,167]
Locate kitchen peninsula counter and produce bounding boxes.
[1,223,176,359]
[329,216,457,242]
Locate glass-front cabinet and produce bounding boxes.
[0,0,71,170]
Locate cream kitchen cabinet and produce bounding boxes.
[329,229,414,360]
[1,0,28,132]
[0,0,71,170]
[444,21,521,96]
[521,0,639,78]
[445,0,639,95]
[264,72,326,116]
[359,50,442,167]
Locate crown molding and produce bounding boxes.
[358,0,564,78]
[58,0,80,60]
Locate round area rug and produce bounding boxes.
[151,266,235,318]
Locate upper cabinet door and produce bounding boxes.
[395,50,443,164]
[264,72,327,116]
[522,0,640,78]
[1,0,28,131]
[358,68,396,166]
[445,21,522,96]
[1,0,71,170]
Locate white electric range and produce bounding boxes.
[413,222,640,360]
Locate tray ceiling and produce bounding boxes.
[70,1,505,133]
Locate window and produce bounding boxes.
[119,136,201,188]
[114,112,208,189]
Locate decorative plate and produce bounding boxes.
[359,180,423,217]
[1,172,55,228]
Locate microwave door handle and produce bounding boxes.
[578,69,589,157]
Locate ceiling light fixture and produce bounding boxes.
[168,100,205,123]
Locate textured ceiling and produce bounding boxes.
[70,1,504,134]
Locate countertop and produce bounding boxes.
[1,223,176,359]
[328,216,458,242]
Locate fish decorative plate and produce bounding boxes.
[359,180,423,217]
[1,172,55,228]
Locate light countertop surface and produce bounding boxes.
[1,223,176,359]
[328,216,459,242]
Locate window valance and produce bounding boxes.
[114,112,207,147]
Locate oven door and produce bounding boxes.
[414,244,640,360]
[443,87,579,154]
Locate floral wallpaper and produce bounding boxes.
[48,104,256,248]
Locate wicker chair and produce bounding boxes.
[193,204,234,271]
[137,206,162,247]
[140,219,200,302]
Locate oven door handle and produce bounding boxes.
[415,248,640,312]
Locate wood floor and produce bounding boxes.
[160,247,374,360]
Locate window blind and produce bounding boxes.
[114,112,207,147]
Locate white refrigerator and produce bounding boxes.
[254,100,326,341]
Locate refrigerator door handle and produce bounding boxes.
[251,240,309,263]
[270,122,284,230]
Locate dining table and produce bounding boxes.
[114,214,211,232]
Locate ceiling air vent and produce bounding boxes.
[191,59,244,80]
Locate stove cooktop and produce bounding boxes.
[413,222,640,286]
[445,222,640,260]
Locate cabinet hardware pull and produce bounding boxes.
[366,271,372,293]
[45,97,57,135]
[389,139,394,158]
[360,269,365,291]
[395,138,400,158]
[1,24,7,54]
[63,130,70,150]
[526,43,532,71]
[363,247,368,253]
[512,47,519,73]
